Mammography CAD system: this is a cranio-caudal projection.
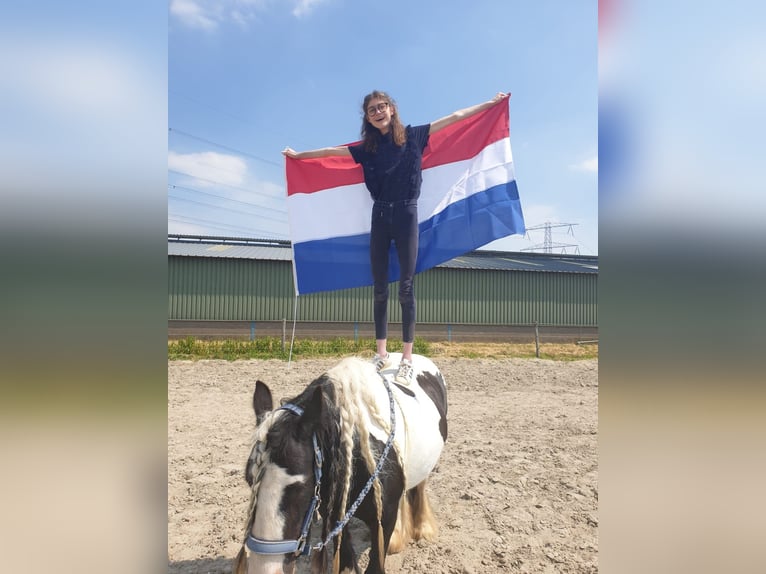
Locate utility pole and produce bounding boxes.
[522,222,580,254]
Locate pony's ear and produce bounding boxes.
[298,385,324,437]
[253,380,273,424]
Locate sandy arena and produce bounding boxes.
[168,357,598,573]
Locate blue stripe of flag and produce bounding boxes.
[292,181,524,295]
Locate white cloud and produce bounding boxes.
[168,149,290,238]
[169,0,220,30]
[292,0,332,18]
[168,151,248,187]
[169,0,331,29]
[570,156,598,173]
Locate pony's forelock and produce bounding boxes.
[242,408,286,538]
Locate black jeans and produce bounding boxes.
[370,200,419,343]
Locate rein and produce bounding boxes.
[245,374,397,558]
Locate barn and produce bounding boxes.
[168,234,597,343]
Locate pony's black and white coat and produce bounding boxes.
[235,353,447,574]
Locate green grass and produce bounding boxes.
[168,337,597,361]
[167,336,432,361]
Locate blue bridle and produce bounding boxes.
[245,403,323,557]
[245,375,397,558]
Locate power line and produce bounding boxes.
[168,168,286,204]
[169,127,282,168]
[168,183,287,218]
[170,152,255,182]
[169,89,316,150]
[169,90,260,128]
[168,184,287,222]
[168,192,288,226]
[168,215,288,240]
[522,222,581,254]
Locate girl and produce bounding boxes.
[284,91,507,385]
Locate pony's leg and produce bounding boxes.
[310,547,328,574]
[387,493,412,554]
[409,480,438,542]
[355,477,403,574]
[337,527,361,574]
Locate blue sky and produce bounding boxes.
[169,0,598,254]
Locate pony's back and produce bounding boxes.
[325,354,447,488]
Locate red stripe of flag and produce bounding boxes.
[285,95,509,196]
[423,94,509,169]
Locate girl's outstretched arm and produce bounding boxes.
[282,145,351,159]
[429,92,509,135]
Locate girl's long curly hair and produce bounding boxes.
[360,90,407,152]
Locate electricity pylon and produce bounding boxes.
[522,222,580,254]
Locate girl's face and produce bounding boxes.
[366,97,394,134]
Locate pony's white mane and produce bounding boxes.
[324,357,404,572]
[325,357,407,484]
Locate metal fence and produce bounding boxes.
[168,320,598,344]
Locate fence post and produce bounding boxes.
[354,321,359,344]
[447,324,452,343]
[250,321,256,341]
[282,319,286,352]
[534,321,540,358]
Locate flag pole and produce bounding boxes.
[284,155,301,367]
[287,293,299,366]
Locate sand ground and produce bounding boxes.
[168,357,598,573]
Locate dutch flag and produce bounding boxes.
[285,94,524,295]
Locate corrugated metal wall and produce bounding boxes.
[168,257,597,326]
[168,258,294,320]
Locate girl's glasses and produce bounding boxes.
[366,102,389,116]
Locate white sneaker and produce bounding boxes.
[371,353,391,372]
[394,359,414,386]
